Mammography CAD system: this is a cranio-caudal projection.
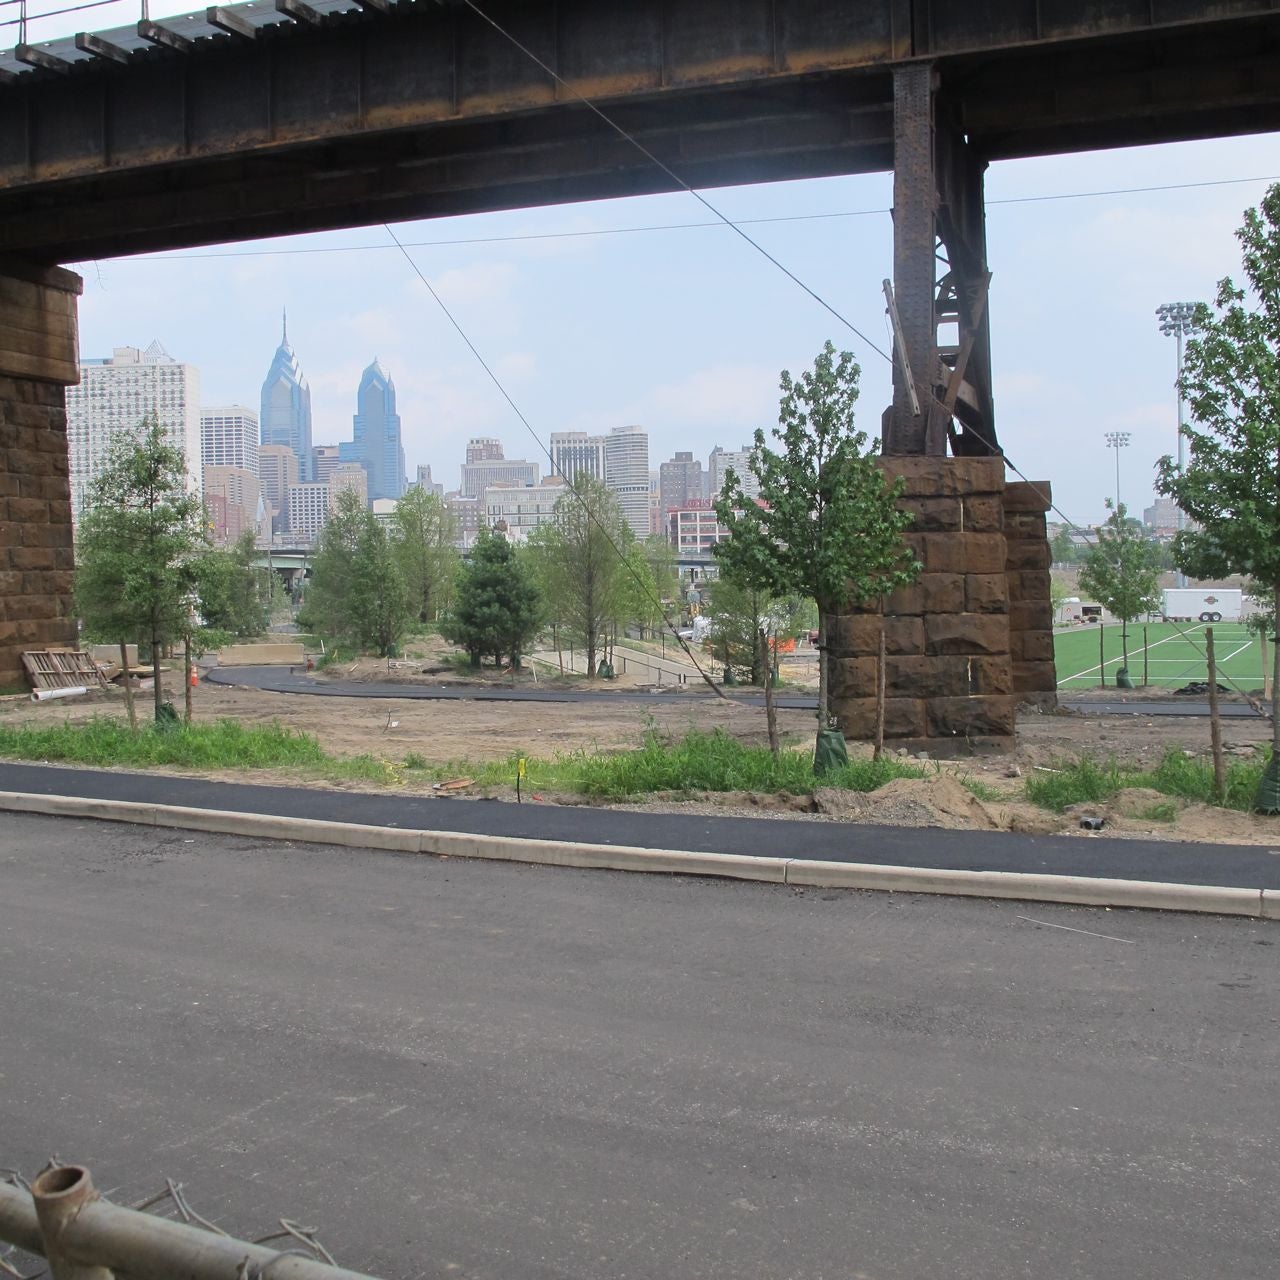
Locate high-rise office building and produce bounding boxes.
[659,450,703,514]
[67,342,201,519]
[203,465,264,547]
[330,462,369,510]
[312,444,342,484]
[260,312,313,481]
[466,437,504,464]
[339,359,405,502]
[258,444,299,531]
[604,425,650,540]
[287,483,331,542]
[200,405,258,475]
[549,431,606,485]
[708,443,760,500]
[459,457,539,498]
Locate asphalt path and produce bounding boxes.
[2,813,1276,1280]
[208,665,1262,718]
[2,761,1279,889]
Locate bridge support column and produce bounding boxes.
[827,459,1057,757]
[0,260,82,689]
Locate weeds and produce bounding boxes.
[1024,748,1269,813]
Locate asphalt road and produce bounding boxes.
[4,760,1280,889]
[209,664,1263,718]
[3,813,1277,1280]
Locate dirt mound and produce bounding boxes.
[814,775,1000,829]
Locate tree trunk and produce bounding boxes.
[874,614,887,761]
[183,635,193,726]
[1206,627,1226,803]
[1273,585,1280,758]
[1121,620,1129,671]
[119,640,137,731]
[152,625,163,721]
[816,612,829,728]
[761,628,779,757]
[586,623,597,678]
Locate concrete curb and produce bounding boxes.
[0,790,1271,919]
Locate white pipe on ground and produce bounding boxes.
[30,686,88,702]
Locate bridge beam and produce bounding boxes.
[0,259,80,690]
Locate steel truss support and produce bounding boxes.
[885,63,1000,459]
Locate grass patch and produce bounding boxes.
[1025,748,1269,813]
[1137,801,1179,823]
[957,775,1002,802]
[0,717,326,770]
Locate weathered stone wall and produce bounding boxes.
[1004,480,1058,709]
[827,457,1057,755]
[0,260,82,689]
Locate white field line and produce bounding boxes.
[1058,630,1183,685]
[1058,633,1260,686]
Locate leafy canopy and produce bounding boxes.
[441,525,542,667]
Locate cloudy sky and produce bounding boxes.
[36,8,1278,527]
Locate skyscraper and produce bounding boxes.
[257,444,299,532]
[67,341,201,519]
[659,450,702,514]
[549,431,606,484]
[604,425,650,540]
[260,311,313,481]
[340,358,405,503]
[200,405,258,474]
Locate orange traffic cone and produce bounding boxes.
[189,669,199,688]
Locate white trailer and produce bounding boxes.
[1161,587,1242,622]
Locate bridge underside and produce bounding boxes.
[0,0,1277,731]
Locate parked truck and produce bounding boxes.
[1161,587,1243,622]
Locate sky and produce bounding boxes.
[29,7,1279,528]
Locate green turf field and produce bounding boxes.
[1054,622,1265,690]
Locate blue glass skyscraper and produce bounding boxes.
[340,358,405,502]
[260,311,313,481]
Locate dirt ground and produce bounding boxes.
[2,644,1278,848]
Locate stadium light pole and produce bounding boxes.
[1156,301,1199,588]
[1103,431,1131,511]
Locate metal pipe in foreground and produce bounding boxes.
[1,1167,385,1280]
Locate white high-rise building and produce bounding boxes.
[549,431,606,485]
[604,425,650,540]
[200,405,258,475]
[708,443,761,501]
[67,342,201,519]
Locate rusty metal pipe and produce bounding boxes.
[1,1167,386,1280]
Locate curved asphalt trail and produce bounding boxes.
[2,760,1277,890]
[208,664,1265,717]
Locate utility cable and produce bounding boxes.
[382,221,728,697]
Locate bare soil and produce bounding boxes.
[2,639,1277,846]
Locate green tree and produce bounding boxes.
[1155,183,1280,777]
[300,488,368,646]
[352,516,410,657]
[1078,502,1162,676]
[527,478,633,677]
[714,340,919,755]
[195,531,274,639]
[441,526,542,668]
[1049,527,1077,566]
[705,572,774,684]
[391,486,460,626]
[75,415,208,723]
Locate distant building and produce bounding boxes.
[446,493,483,549]
[604,425,651,540]
[460,457,539,499]
[466,437,505,464]
[330,462,369,511]
[312,444,342,484]
[260,311,313,481]
[415,464,444,497]
[371,498,399,525]
[1143,497,1181,536]
[660,450,703,514]
[483,478,569,541]
[669,501,731,554]
[200,405,258,475]
[287,482,331,542]
[708,443,760,500]
[68,341,201,519]
[549,431,607,485]
[339,359,405,502]
[203,465,263,547]
[258,444,299,532]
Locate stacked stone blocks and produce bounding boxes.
[827,457,1056,754]
[0,260,81,689]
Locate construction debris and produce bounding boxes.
[21,650,108,692]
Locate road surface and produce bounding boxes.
[2,812,1276,1280]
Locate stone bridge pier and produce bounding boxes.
[0,260,81,689]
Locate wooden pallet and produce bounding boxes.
[21,649,109,691]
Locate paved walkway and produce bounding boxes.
[2,760,1277,890]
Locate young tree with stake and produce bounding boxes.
[1077,503,1161,682]
[1156,183,1280,810]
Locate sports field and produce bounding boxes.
[1054,622,1266,690]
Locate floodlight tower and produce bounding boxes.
[1156,301,1199,588]
[1103,431,1131,511]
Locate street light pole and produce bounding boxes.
[1156,301,1200,589]
[1103,431,1130,511]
